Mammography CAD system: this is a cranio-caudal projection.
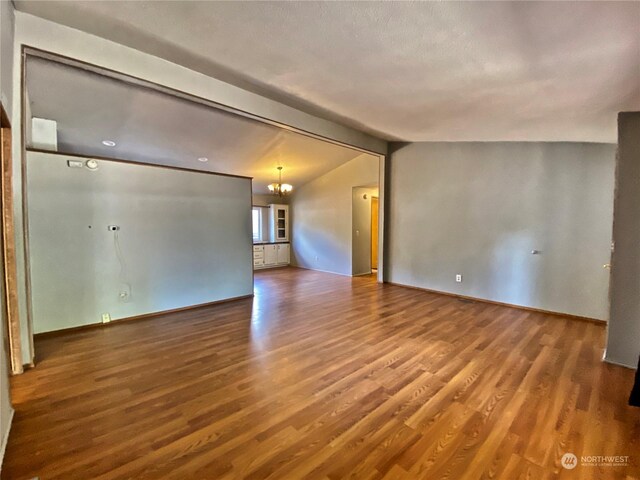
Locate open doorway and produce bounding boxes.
[352,185,380,276]
[22,48,384,344]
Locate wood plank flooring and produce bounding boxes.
[3,267,639,479]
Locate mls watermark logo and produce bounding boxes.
[562,452,631,470]
[561,453,578,470]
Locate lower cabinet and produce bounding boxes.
[253,243,290,269]
[253,245,264,268]
[277,243,290,264]
[264,244,278,265]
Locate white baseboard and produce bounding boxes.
[0,408,14,473]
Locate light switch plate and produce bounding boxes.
[67,160,84,168]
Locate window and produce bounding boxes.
[252,207,262,242]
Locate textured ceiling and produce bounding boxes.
[26,58,370,193]
[15,1,640,143]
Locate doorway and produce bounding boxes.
[352,186,379,276]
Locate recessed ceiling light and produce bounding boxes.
[102,140,116,147]
[197,157,208,162]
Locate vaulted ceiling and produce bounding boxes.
[16,0,640,143]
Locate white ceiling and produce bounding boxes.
[15,1,640,143]
[26,57,371,193]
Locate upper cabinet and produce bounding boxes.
[269,204,289,242]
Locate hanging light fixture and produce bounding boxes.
[268,166,293,196]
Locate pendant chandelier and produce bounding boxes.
[268,166,293,196]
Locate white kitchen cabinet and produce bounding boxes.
[253,245,264,268]
[252,243,290,269]
[252,246,263,267]
[277,243,290,264]
[269,204,289,242]
[264,244,278,266]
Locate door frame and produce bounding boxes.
[371,196,379,271]
[378,154,386,283]
[1,103,23,374]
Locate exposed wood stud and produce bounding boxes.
[0,103,23,375]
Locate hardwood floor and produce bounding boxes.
[3,267,639,479]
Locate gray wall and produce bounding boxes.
[27,151,253,333]
[387,142,615,320]
[0,208,12,467]
[352,187,378,275]
[0,0,15,468]
[607,113,640,368]
[291,154,378,276]
[0,280,11,468]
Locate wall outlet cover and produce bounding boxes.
[102,313,111,323]
[456,274,463,283]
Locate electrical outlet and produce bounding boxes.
[102,313,111,324]
[456,274,463,283]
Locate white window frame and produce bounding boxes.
[252,207,263,242]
